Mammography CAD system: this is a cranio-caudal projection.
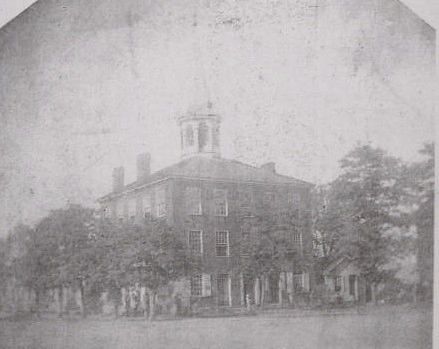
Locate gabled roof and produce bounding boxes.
[98,156,313,202]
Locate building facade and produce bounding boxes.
[98,105,314,308]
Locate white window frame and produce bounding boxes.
[216,273,232,306]
[188,230,203,254]
[216,231,230,257]
[292,232,303,249]
[241,230,251,256]
[335,275,343,292]
[293,273,304,291]
[191,275,203,297]
[214,189,228,217]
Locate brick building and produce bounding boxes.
[98,105,314,308]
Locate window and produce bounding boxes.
[214,189,228,216]
[186,187,202,215]
[241,231,251,256]
[189,230,203,254]
[156,187,166,217]
[217,274,231,306]
[335,276,343,292]
[216,231,229,257]
[142,194,151,218]
[185,125,194,146]
[191,275,202,296]
[191,274,211,297]
[349,275,356,296]
[293,273,304,291]
[292,233,303,250]
[198,121,209,151]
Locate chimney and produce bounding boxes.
[261,162,276,174]
[112,166,125,192]
[137,153,151,181]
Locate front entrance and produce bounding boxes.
[242,274,254,306]
[267,273,279,304]
[349,275,356,298]
[217,274,230,306]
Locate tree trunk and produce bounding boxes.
[79,281,86,318]
[148,292,156,321]
[114,303,119,319]
[140,287,148,318]
[254,278,261,306]
[57,286,64,317]
[371,283,377,305]
[34,288,41,319]
[260,276,266,308]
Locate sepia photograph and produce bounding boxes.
[0,0,436,348]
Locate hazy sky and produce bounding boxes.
[0,0,436,237]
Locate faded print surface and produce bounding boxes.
[0,1,435,348]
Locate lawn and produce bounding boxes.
[0,305,431,349]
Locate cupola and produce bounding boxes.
[178,102,221,159]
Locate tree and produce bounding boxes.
[10,224,52,317]
[240,208,307,307]
[94,219,130,318]
[103,219,196,320]
[33,204,98,317]
[398,143,434,302]
[0,238,8,311]
[324,145,404,303]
